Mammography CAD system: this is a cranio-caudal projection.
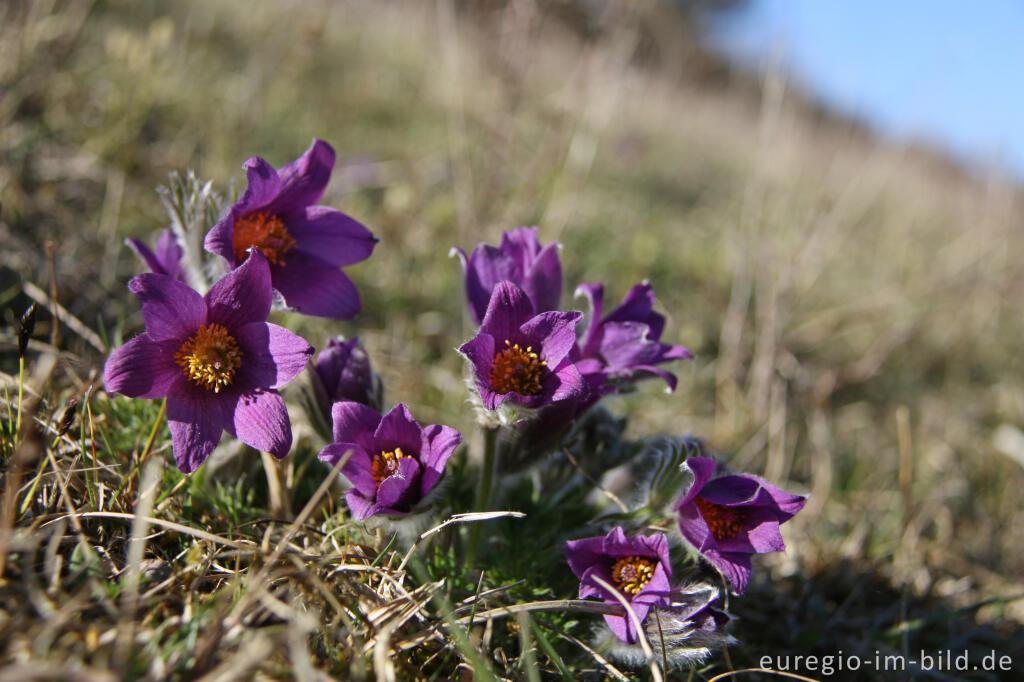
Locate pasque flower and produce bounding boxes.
[103,251,313,473]
[205,138,378,319]
[597,583,734,669]
[319,402,462,519]
[459,281,585,411]
[575,282,692,391]
[564,527,673,644]
[313,337,379,411]
[675,457,806,593]
[127,229,183,281]
[453,227,562,325]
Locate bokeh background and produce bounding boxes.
[3,0,1024,678]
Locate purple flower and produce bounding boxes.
[126,229,184,281]
[675,457,806,593]
[313,337,378,410]
[205,138,378,320]
[103,251,314,473]
[564,527,673,644]
[599,584,734,668]
[575,282,692,391]
[453,227,562,325]
[318,402,462,520]
[458,281,585,411]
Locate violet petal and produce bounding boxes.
[231,388,291,458]
[103,334,180,399]
[272,138,334,213]
[286,205,378,267]
[128,274,206,343]
[271,252,361,320]
[205,250,273,330]
[234,321,314,389]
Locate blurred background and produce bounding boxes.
[2,0,1023,675]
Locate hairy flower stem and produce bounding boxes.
[261,450,293,521]
[466,425,498,566]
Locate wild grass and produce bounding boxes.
[2,0,1024,679]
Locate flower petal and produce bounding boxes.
[677,501,716,553]
[331,401,383,450]
[204,215,237,266]
[675,457,717,508]
[604,282,663,337]
[457,333,504,409]
[705,550,752,593]
[419,424,461,495]
[374,404,423,454]
[166,384,226,473]
[286,206,378,267]
[345,488,381,520]
[376,456,421,511]
[129,273,206,343]
[231,388,291,458]
[519,310,582,365]
[205,250,273,330]
[234,321,314,389]
[546,361,586,404]
[103,334,180,399]
[575,282,605,355]
[479,281,535,343]
[603,613,633,645]
[271,252,361,320]
[272,138,334,213]
[728,512,785,554]
[154,229,184,280]
[239,156,283,213]
[524,240,562,314]
[464,245,519,325]
[328,442,376,495]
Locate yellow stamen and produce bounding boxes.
[174,323,242,393]
[611,556,656,596]
[232,212,296,265]
[693,497,749,541]
[371,448,409,488]
[489,339,547,396]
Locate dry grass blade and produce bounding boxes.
[591,575,663,682]
[399,511,526,570]
[40,512,256,550]
[193,634,276,682]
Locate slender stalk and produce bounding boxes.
[139,400,167,465]
[14,356,24,442]
[465,425,498,567]
[261,450,292,520]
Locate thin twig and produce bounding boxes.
[562,448,628,513]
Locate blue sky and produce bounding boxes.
[706,0,1024,179]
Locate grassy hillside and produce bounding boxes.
[2,1,1023,679]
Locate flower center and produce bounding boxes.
[232,212,296,265]
[693,497,750,541]
[489,339,547,395]
[611,556,656,596]
[174,323,243,393]
[370,448,409,488]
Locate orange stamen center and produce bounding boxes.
[694,497,749,541]
[489,339,547,396]
[370,448,409,489]
[232,212,296,265]
[611,556,656,596]
[174,323,242,393]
